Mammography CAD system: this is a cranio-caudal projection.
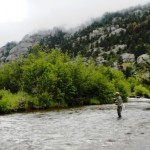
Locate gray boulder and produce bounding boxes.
[120,53,135,63]
[137,54,150,64]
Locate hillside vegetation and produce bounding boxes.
[0,46,150,114]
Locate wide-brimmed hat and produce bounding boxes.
[115,92,120,95]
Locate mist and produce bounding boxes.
[0,0,149,47]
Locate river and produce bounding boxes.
[0,98,150,150]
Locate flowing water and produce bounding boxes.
[0,98,150,150]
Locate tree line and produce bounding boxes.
[0,46,149,114]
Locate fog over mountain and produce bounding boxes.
[0,0,149,47]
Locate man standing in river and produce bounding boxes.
[114,92,123,118]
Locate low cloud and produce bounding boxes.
[0,0,149,47]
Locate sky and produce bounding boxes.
[0,0,150,47]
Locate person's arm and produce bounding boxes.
[117,96,123,106]
[114,97,118,105]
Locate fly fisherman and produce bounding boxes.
[114,92,123,118]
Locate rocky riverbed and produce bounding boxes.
[0,97,150,150]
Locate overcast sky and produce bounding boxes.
[0,0,149,47]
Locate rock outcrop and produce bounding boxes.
[120,53,135,63]
[137,54,150,64]
[0,31,51,62]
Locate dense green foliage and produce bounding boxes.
[0,90,31,113]
[1,47,145,113]
[134,84,150,97]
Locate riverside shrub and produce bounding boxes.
[0,90,32,113]
[134,85,150,97]
[0,48,132,112]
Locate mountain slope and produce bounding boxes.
[0,3,150,68]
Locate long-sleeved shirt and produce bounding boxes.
[115,95,123,107]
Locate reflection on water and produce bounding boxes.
[0,98,150,150]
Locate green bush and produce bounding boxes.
[0,48,132,113]
[26,96,39,110]
[0,90,32,113]
[98,66,130,102]
[134,85,150,98]
[90,98,100,105]
[127,77,142,93]
[113,80,130,102]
